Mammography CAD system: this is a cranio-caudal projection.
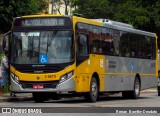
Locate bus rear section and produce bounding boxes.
[72,16,158,102]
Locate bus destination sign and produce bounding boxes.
[14,17,71,27]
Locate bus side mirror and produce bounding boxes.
[2,31,11,51]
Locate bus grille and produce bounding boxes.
[19,81,59,89]
[11,62,74,73]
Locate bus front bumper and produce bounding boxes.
[10,77,75,92]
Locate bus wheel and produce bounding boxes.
[122,77,140,99]
[84,77,98,103]
[32,93,47,103]
[130,77,140,99]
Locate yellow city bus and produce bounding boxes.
[3,15,158,103]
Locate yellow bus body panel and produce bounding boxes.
[74,55,105,92]
[72,16,106,92]
[10,63,76,82]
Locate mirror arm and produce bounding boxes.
[2,31,11,51]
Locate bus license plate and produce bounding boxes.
[33,84,44,89]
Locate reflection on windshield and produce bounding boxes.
[11,31,74,64]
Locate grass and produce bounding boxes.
[3,84,11,93]
[0,53,4,62]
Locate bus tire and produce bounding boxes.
[84,77,98,103]
[122,77,140,99]
[130,77,140,99]
[32,93,46,103]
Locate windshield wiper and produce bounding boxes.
[46,34,49,54]
[32,35,34,56]
[29,35,34,58]
[46,30,57,54]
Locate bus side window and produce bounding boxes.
[145,36,153,59]
[152,39,156,60]
[120,32,129,57]
[77,33,89,56]
[136,35,145,59]
[113,30,120,56]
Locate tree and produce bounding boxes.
[51,0,71,15]
[73,0,160,31]
[62,0,69,15]
[72,0,160,46]
[0,0,47,33]
[36,0,48,14]
[113,1,150,30]
[50,0,63,15]
[72,0,112,18]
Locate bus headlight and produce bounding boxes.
[11,73,19,83]
[59,71,74,83]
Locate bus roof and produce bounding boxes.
[14,15,156,37]
[101,19,155,37]
[21,14,65,18]
[73,16,156,37]
[92,19,134,29]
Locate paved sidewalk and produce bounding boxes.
[0,93,32,102]
[0,88,158,103]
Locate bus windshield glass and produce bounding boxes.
[11,31,74,64]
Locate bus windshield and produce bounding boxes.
[11,30,74,64]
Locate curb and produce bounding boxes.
[141,90,157,93]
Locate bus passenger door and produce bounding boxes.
[76,33,90,92]
[76,33,89,66]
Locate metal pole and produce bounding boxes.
[64,0,68,15]
[51,0,54,14]
[70,0,72,16]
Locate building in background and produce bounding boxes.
[48,0,72,15]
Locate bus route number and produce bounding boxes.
[45,75,56,78]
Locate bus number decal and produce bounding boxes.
[88,60,90,65]
[106,60,109,69]
[100,59,103,67]
[45,75,56,78]
[130,62,134,71]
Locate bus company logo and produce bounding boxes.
[32,65,45,67]
[2,108,12,113]
[36,76,40,80]
[106,60,109,69]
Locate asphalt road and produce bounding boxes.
[0,92,159,107]
[0,92,159,114]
